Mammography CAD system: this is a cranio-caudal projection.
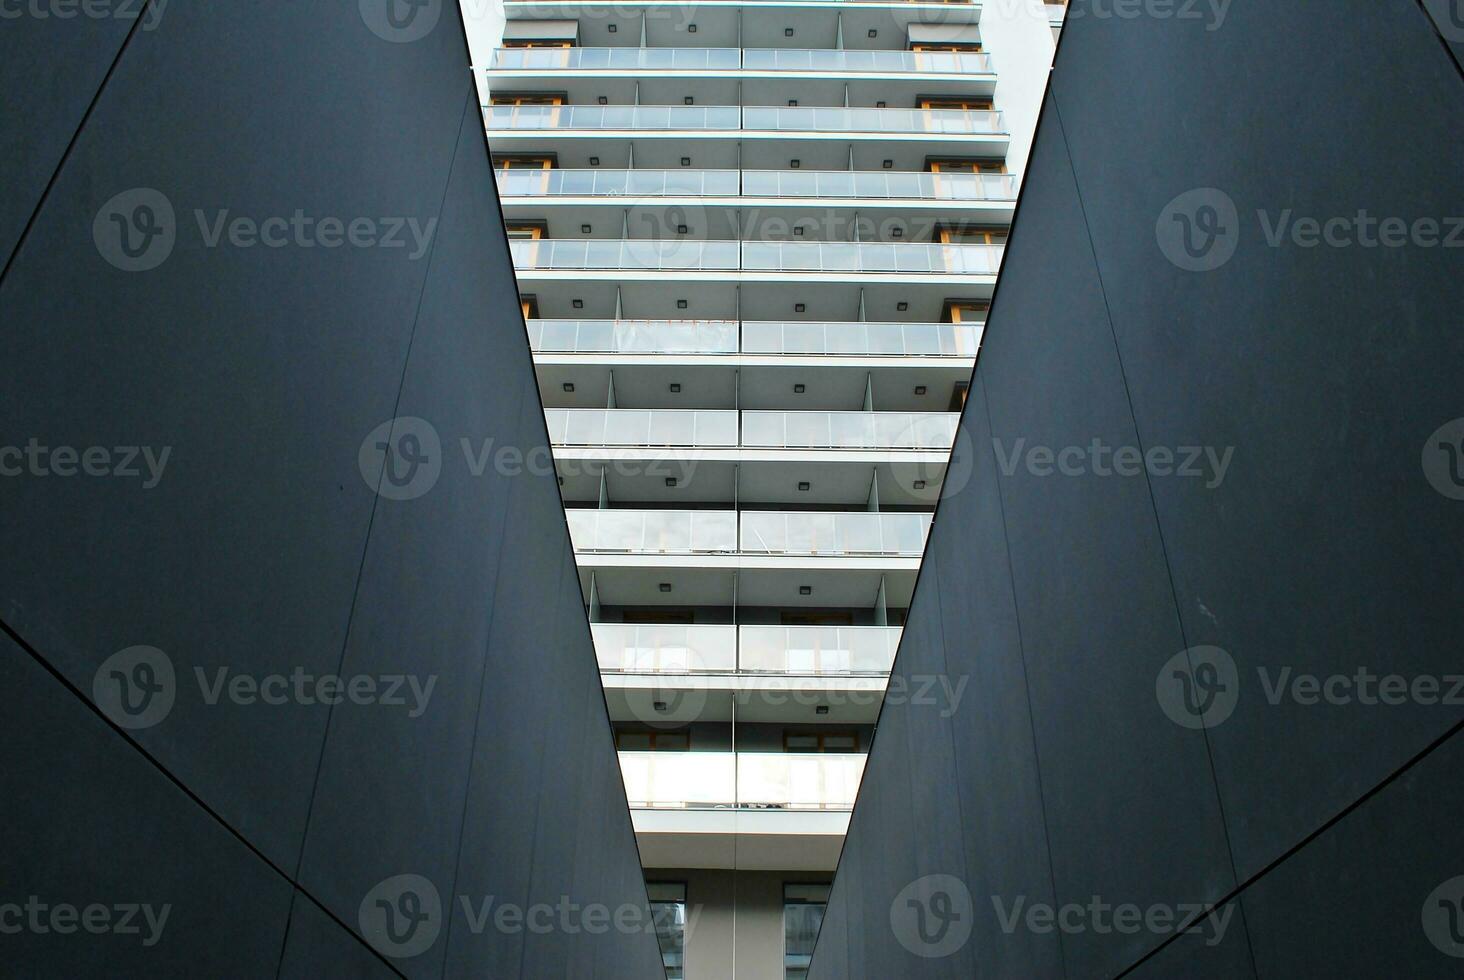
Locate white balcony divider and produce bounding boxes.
[512,240,1002,274]
[737,625,901,674]
[740,411,958,449]
[485,105,1004,135]
[618,752,864,809]
[592,624,738,672]
[528,319,740,354]
[741,320,981,356]
[620,751,737,808]
[738,511,932,556]
[737,753,865,809]
[495,168,742,198]
[566,509,738,554]
[544,408,739,447]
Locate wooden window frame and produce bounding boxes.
[941,299,990,324]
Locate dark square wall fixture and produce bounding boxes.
[808,2,1464,978]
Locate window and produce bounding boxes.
[648,882,687,980]
[493,155,556,170]
[520,295,539,319]
[918,97,994,111]
[783,883,830,979]
[909,42,982,52]
[938,226,1008,245]
[506,222,547,240]
[490,93,565,106]
[783,731,858,753]
[617,730,691,751]
[941,299,989,323]
[925,158,1005,174]
[503,39,574,48]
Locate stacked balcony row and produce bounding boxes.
[594,623,900,674]
[567,509,932,556]
[485,105,1004,135]
[497,168,1016,201]
[528,319,981,356]
[621,751,864,810]
[512,239,1001,273]
[545,408,957,448]
[491,47,992,74]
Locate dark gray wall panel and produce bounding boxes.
[976,94,1235,977]
[277,893,398,980]
[4,3,663,977]
[0,8,134,270]
[0,0,472,869]
[1050,0,1464,881]
[1241,730,1464,979]
[814,6,1459,978]
[0,634,293,977]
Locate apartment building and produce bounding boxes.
[466,1,1055,975]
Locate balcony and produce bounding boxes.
[544,409,959,449]
[495,168,1017,202]
[565,509,738,553]
[741,410,958,449]
[527,319,980,357]
[592,623,901,675]
[529,319,741,354]
[620,751,865,810]
[489,47,993,76]
[740,512,931,556]
[566,510,929,557]
[511,240,1003,275]
[544,408,739,447]
[484,104,1005,136]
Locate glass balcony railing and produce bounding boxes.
[544,408,740,447]
[620,751,865,810]
[495,168,1015,201]
[496,168,742,197]
[592,624,901,674]
[740,169,1017,201]
[741,241,1001,274]
[511,239,742,270]
[485,104,742,130]
[492,47,742,71]
[528,319,740,354]
[546,409,958,450]
[739,512,932,556]
[741,411,959,449]
[592,624,739,672]
[511,240,1002,274]
[738,625,901,674]
[742,48,992,74]
[490,47,992,75]
[742,105,1004,135]
[485,105,1005,136]
[742,321,981,357]
[565,509,739,554]
[527,319,978,357]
